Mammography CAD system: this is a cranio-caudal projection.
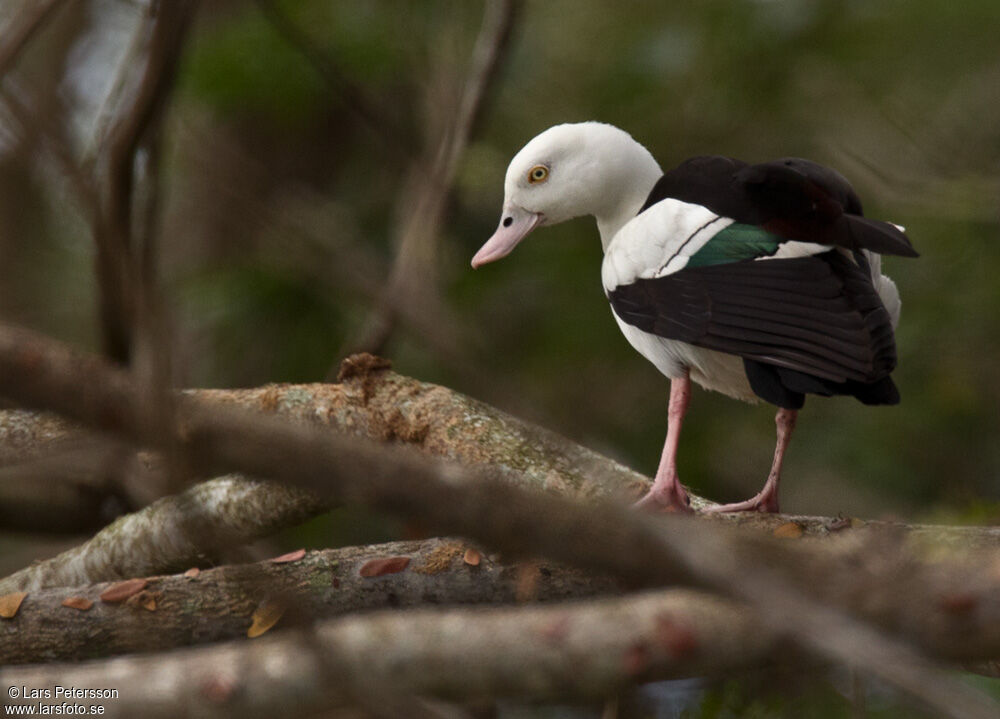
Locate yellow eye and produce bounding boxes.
[527,165,549,184]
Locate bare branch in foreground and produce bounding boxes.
[0,350,683,511]
[0,346,682,594]
[4,355,999,545]
[0,348,680,590]
[0,589,771,719]
[4,361,996,611]
[2,538,622,665]
[0,323,997,718]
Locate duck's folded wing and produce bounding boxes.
[607,250,897,385]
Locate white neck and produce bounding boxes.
[595,189,655,251]
[592,149,663,252]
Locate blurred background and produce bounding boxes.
[2,1,999,716]
[1,0,998,542]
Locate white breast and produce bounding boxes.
[601,199,733,291]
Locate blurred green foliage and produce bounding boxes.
[4,0,998,520]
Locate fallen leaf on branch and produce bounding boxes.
[463,548,482,566]
[100,579,148,603]
[183,568,200,579]
[248,599,286,638]
[0,592,27,619]
[271,548,306,564]
[773,522,804,539]
[359,557,411,577]
[61,597,93,611]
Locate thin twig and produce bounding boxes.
[334,0,522,366]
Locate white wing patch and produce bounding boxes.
[756,241,831,260]
[602,199,733,291]
[864,249,902,329]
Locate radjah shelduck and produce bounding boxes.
[472,122,917,513]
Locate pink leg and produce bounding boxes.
[633,372,692,513]
[705,407,798,514]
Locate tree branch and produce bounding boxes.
[0,589,774,719]
[0,351,673,508]
[92,0,196,365]
[0,322,997,718]
[4,353,999,545]
[0,346,670,592]
[0,475,323,595]
[2,537,624,665]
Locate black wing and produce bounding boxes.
[641,156,918,258]
[608,250,899,408]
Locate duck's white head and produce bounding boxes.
[471,122,662,268]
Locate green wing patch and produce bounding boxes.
[686,223,782,268]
